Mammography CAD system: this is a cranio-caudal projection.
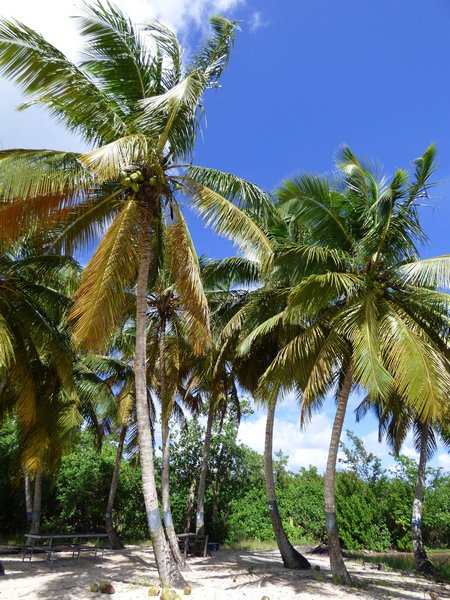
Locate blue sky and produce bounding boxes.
[1,0,449,472]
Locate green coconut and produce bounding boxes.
[90,582,99,592]
[183,585,192,596]
[148,587,159,597]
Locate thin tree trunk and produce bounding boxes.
[184,477,197,534]
[135,221,185,587]
[24,474,32,524]
[161,415,186,567]
[196,400,214,536]
[211,443,224,532]
[30,467,42,535]
[412,422,435,575]
[105,424,127,550]
[325,367,352,585]
[159,315,186,567]
[264,399,311,569]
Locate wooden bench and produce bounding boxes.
[176,533,209,558]
[22,533,110,562]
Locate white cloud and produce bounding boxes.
[0,0,244,59]
[248,10,268,33]
[0,0,245,150]
[238,411,334,472]
[437,453,450,468]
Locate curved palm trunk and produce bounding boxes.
[325,367,352,585]
[412,422,435,575]
[161,415,186,567]
[196,400,214,536]
[265,399,311,569]
[105,424,127,550]
[135,226,185,587]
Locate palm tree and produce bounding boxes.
[356,396,450,575]
[241,146,450,584]
[78,349,138,549]
[204,249,311,569]
[0,3,271,583]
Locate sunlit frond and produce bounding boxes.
[277,174,355,250]
[379,303,450,420]
[0,17,128,142]
[80,134,150,180]
[137,71,205,156]
[182,176,273,267]
[70,199,140,349]
[166,207,210,353]
[394,255,450,289]
[188,165,273,216]
[77,0,154,104]
[190,15,238,86]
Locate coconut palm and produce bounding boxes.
[240,146,450,584]
[203,246,311,569]
[356,396,450,575]
[0,2,271,584]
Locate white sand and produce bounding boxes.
[0,546,448,599]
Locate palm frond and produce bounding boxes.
[77,0,154,105]
[202,256,260,289]
[277,174,355,251]
[166,207,210,353]
[70,199,140,349]
[394,255,450,288]
[189,15,238,86]
[380,302,450,420]
[80,134,150,180]
[187,165,273,216]
[182,176,273,266]
[0,17,128,143]
[136,71,205,156]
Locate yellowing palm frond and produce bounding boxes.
[166,208,210,353]
[70,199,140,349]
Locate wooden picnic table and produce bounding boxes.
[176,532,209,558]
[22,532,110,562]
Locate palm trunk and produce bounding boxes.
[196,400,214,536]
[30,467,42,535]
[24,474,32,524]
[184,477,197,533]
[161,415,186,567]
[325,367,352,585]
[412,422,435,575]
[105,424,127,550]
[265,399,311,569]
[135,222,185,587]
[159,315,185,567]
[211,443,224,532]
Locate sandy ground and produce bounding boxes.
[0,545,449,600]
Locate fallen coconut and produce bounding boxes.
[101,583,115,594]
[183,585,192,596]
[148,586,160,596]
[90,583,99,592]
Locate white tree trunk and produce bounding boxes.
[411,422,435,575]
[135,224,185,587]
